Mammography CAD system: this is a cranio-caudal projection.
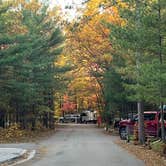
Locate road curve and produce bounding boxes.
[17,124,145,166]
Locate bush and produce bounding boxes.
[151,140,166,155]
[0,123,25,141]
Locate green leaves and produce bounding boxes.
[108,0,166,107]
[0,1,65,115]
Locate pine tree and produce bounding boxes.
[108,0,166,142]
[0,1,65,129]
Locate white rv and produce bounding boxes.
[80,110,97,123]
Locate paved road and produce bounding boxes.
[2,124,145,166]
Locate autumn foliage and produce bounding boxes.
[62,95,76,113]
[62,0,125,113]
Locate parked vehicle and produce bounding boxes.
[113,118,121,129]
[80,110,97,124]
[119,111,166,140]
[59,114,80,123]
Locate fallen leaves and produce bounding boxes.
[115,139,166,166]
[0,126,56,143]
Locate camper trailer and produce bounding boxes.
[80,110,97,124]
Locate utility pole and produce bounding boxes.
[158,0,165,141]
[135,0,145,144]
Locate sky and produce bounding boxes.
[49,0,84,20]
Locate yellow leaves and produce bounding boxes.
[9,23,28,34]
[67,74,100,110]
[12,0,26,7]
[55,54,69,67]
[12,0,42,13]
[84,0,108,17]
[1,1,28,34]
[66,1,124,67]
[62,0,127,111]
[69,77,90,90]
[73,19,111,59]
[69,1,124,62]
[116,0,129,9]
[54,101,62,117]
[67,67,97,93]
[0,124,25,141]
[82,0,127,27]
[100,53,113,63]
[54,92,63,117]
[24,0,42,13]
[47,6,62,22]
[83,0,122,24]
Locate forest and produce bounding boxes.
[0,0,166,144]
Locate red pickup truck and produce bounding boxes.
[119,111,166,140]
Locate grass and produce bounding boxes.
[151,140,166,155]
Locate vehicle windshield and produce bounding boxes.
[144,113,156,120]
[132,113,156,121]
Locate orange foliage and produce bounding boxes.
[62,0,126,111]
[65,0,125,74]
[62,95,76,113]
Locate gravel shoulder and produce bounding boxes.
[115,139,166,166]
[105,129,166,166]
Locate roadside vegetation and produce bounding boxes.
[0,0,67,135]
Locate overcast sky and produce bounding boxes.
[50,0,84,20]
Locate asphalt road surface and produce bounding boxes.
[5,124,145,166]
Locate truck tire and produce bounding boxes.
[119,127,127,140]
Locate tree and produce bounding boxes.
[64,0,125,124]
[0,0,65,129]
[108,0,166,142]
